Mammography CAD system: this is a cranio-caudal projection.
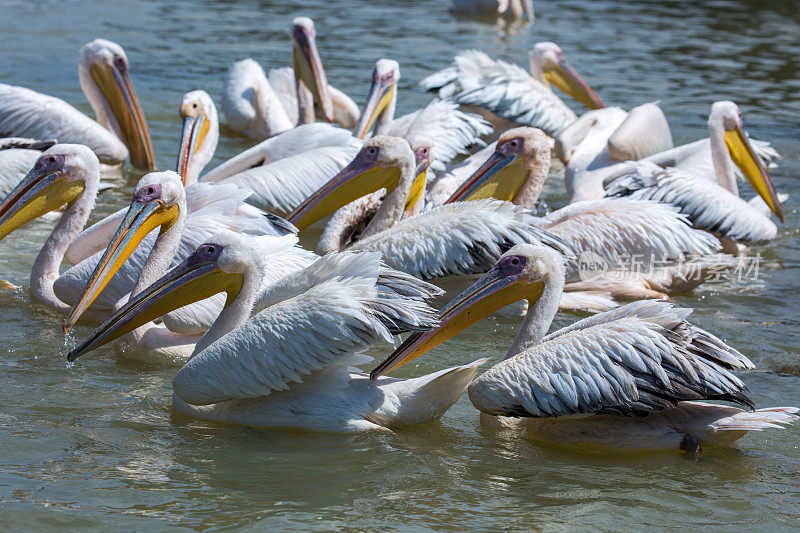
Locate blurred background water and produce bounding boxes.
[0,0,799,529]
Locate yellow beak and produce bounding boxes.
[176,113,209,185]
[66,245,243,361]
[370,266,543,379]
[286,150,400,231]
[63,196,180,332]
[293,28,334,123]
[445,150,522,203]
[544,59,605,110]
[725,124,785,222]
[0,157,84,241]
[352,76,395,139]
[90,62,156,170]
[403,159,429,217]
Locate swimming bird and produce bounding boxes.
[604,101,785,248]
[554,103,674,202]
[441,127,722,299]
[0,39,155,170]
[61,171,304,360]
[287,136,570,281]
[371,244,798,452]
[421,43,604,136]
[450,0,533,20]
[352,59,492,168]
[66,232,485,432]
[222,17,359,139]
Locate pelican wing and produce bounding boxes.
[604,163,777,244]
[382,99,492,170]
[0,83,127,164]
[469,300,754,418]
[214,143,362,214]
[455,61,577,137]
[420,50,498,99]
[536,199,721,281]
[349,199,571,280]
[172,252,438,405]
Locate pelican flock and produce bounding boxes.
[0,6,795,458]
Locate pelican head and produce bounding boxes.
[63,171,185,332]
[287,136,413,230]
[79,39,155,170]
[405,135,435,217]
[531,42,604,110]
[371,244,560,378]
[291,17,334,123]
[352,59,400,138]
[177,90,218,185]
[66,231,294,361]
[0,144,98,241]
[709,101,784,222]
[446,127,550,206]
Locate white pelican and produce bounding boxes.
[0,138,56,197]
[352,59,493,168]
[604,101,785,248]
[421,43,604,136]
[439,127,722,298]
[0,39,155,169]
[222,17,359,139]
[287,136,571,281]
[554,103,674,202]
[451,0,533,20]
[371,245,798,451]
[65,232,485,432]
[60,171,305,360]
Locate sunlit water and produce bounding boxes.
[1,0,799,529]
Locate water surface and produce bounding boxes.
[1,0,799,529]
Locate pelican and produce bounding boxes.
[61,171,305,361]
[554,103,674,202]
[222,17,359,139]
[604,101,785,248]
[287,136,571,281]
[352,59,493,169]
[0,138,56,197]
[421,43,604,136]
[371,245,798,451]
[65,232,485,432]
[0,39,155,169]
[451,0,533,20]
[439,127,725,299]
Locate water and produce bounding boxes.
[1,0,799,529]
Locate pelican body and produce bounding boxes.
[66,232,485,433]
[372,245,798,451]
[604,101,785,247]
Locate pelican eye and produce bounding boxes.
[113,55,127,72]
[497,255,527,276]
[368,147,377,154]
[192,103,198,109]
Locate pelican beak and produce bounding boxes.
[63,188,180,332]
[176,112,209,185]
[725,124,784,222]
[352,75,395,139]
[404,154,429,217]
[544,59,605,110]
[0,155,84,241]
[371,263,543,379]
[293,25,334,123]
[66,244,243,361]
[287,148,400,230]
[90,62,156,170]
[445,150,521,203]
